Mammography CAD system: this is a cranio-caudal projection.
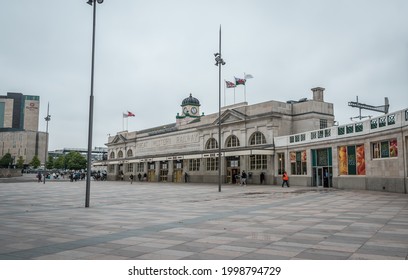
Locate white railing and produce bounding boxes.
[275,108,408,147]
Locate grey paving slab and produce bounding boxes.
[0,177,407,260]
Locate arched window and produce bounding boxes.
[226,135,240,148]
[118,150,124,158]
[249,132,266,145]
[109,151,115,159]
[127,149,133,157]
[206,138,218,149]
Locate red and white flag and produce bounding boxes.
[225,80,236,88]
[123,111,135,118]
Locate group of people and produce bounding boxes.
[234,170,289,187]
[122,170,290,187]
[127,173,148,184]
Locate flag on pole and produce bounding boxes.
[235,77,246,86]
[244,74,254,79]
[225,80,236,88]
[123,111,135,118]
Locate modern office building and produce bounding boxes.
[0,92,47,166]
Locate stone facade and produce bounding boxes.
[0,131,47,166]
[103,88,337,185]
[102,87,408,194]
[274,108,408,193]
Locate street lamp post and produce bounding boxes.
[43,102,51,184]
[214,26,225,192]
[85,0,104,208]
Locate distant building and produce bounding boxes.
[49,147,107,161]
[0,92,47,166]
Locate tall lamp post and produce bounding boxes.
[85,0,104,208]
[214,26,225,192]
[43,102,51,184]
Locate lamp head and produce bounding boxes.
[86,0,93,5]
[97,0,104,3]
[214,53,220,57]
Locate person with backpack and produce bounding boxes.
[282,171,289,187]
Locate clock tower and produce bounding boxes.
[176,93,202,125]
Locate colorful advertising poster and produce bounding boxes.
[290,152,296,163]
[356,144,366,175]
[390,139,398,157]
[301,150,307,162]
[338,146,348,175]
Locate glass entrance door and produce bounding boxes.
[313,167,323,187]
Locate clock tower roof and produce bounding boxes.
[181,93,200,106]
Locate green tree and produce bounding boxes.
[46,155,54,169]
[65,152,87,170]
[30,155,41,169]
[16,156,25,169]
[0,153,13,168]
[53,155,65,169]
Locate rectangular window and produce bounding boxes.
[338,144,365,175]
[355,123,363,132]
[372,139,398,159]
[290,151,307,175]
[206,158,218,171]
[250,155,267,170]
[387,114,395,125]
[277,153,285,175]
[188,159,200,171]
[136,162,144,173]
[371,119,378,129]
[127,163,134,173]
[320,119,328,129]
[379,116,386,127]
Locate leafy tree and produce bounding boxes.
[65,151,87,170]
[30,155,41,169]
[0,153,13,168]
[53,155,65,169]
[46,155,54,170]
[16,156,25,169]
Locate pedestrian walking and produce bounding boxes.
[129,174,134,184]
[37,172,42,183]
[241,170,247,186]
[260,172,265,184]
[282,171,289,187]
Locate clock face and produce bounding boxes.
[191,107,197,114]
[183,107,188,114]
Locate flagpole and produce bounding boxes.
[234,87,236,104]
[244,73,246,103]
[122,114,124,131]
[224,80,226,107]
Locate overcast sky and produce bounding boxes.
[1,0,407,151]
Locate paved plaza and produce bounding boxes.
[0,175,407,260]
